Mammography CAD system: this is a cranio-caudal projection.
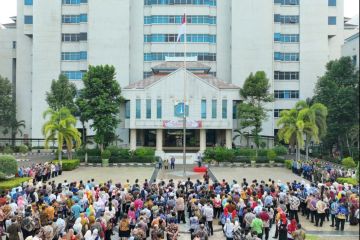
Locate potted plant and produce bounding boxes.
[19,145,29,157]
[267,149,277,167]
[101,149,111,167]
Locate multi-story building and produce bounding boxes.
[0,0,344,157]
[342,32,359,69]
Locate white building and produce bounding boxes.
[0,0,344,155]
[342,32,359,69]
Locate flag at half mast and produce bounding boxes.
[177,14,186,42]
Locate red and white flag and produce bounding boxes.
[177,14,186,42]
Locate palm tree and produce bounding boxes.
[42,107,81,165]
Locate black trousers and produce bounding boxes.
[264,227,270,240]
[315,213,325,227]
[336,218,345,231]
[177,210,186,223]
[331,214,336,226]
[289,209,299,223]
[207,221,213,235]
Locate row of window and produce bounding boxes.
[274,33,299,43]
[144,15,216,25]
[143,71,216,78]
[274,109,290,118]
[274,90,299,99]
[144,52,216,62]
[24,15,33,24]
[61,52,88,61]
[62,71,86,80]
[62,0,88,4]
[62,14,88,24]
[144,34,216,43]
[130,99,227,119]
[274,52,300,61]
[274,15,300,24]
[144,0,216,6]
[274,71,299,80]
[62,33,87,42]
[274,0,299,5]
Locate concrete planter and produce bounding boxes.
[270,160,275,167]
[251,161,256,167]
[102,159,109,167]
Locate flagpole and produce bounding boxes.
[183,8,187,178]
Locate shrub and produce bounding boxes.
[274,157,285,163]
[53,159,80,171]
[101,150,111,159]
[0,177,31,191]
[258,149,268,157]
[284,160,293,169]
[214,147,234,163]
[133,148,155,157]
[256,157,270,163]
[233,148,256,157]
[19,145,28,154]
[336,177,358,185]
[3,147,13,154]
[204,148,216,161]
[0,155,18,180]
[267,150,277,162]
[342,157,356,169]
[273,145,288,156]
[233,156,251,163]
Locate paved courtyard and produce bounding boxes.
[53,167,154,184]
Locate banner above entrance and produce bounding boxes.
[163,120,202,129]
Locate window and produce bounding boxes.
[144,52,216,62]
[146,99,152,119]
[274,109,289,118]
[222,100,227,119]
[274,71,299,80]
[144,0,216,6]
[352,55,357,66]
[62,71,86,80]
[24,15,33,24]
[80,14,88,23]
[136,99,141,119]
[61,52,87,61]
[144,34,216,43]
[274,90,299,99]
[274,52,300,61]
[274,33,299,42]
[232,101,241,119]
[328,0,336,6]
[144,15,216,25]
[157,99,162,119]
[62,0,88,4]
[328,16,336,25]
[274,0,299,5]
[12,41,16,49]
[212,99,217,119]
[143,72,153,78]
[62,14,87,23]
[125,101,130,119]
[24,0,33,5]
[274,15,299,24]
[201,99,207,119]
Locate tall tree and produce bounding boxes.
[42,108,81,164]
[237,71,273,156]
[0,75,15,132]
[314,57,359,158]
[277,102,319,161]
[46,74,77,113]
[76,65,123,151]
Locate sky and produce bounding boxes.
[0,0,359,25]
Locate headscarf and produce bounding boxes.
[83,230,92,240]
[287,219,297,233]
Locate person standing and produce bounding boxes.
[223,218,234,240]
[6,218,21,240]
[335,202,348,231]
[289,192,300,223]
[170,156,175,170]
[250,214,263,239]
[315,197,326,227]
[176,194,186,224]
[203,202,214,236]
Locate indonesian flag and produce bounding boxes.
[177,14,186,42]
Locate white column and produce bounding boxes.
[130,129,137,150]
[200,129,206,153]
[156,129,163,152]
[226,129,232,149]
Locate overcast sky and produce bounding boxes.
[0,0,359,24]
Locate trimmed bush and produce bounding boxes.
[233,148,256,157]
[233,156,251,163]
[0,177,31,191]
[19,145,28,154]
[101,150,111,160]
[267,150,277,162]
[342,157,356,169]
[274,157,285,163]
[3,147,13,154]
[284,160,293,169]
[256,157,270,163]
[0,155,18,180]
[53,159,80,171]
[273,145,288,156]
[215,147,234,163]
[133,148,155,157]
[336,177,358,185]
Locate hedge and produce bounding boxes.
[0,177,31,191]
[0,155,18,180]
[336,178,358,185]
[53,159,80,171]
[284,160,293,169]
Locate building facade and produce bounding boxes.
[342,32,359,69]
[0,0,345,154]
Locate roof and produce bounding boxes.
[345,32,359,42]
[124,68,240,90]
[151,61,211,73]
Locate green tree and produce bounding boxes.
[76,65,123,151]
[314,57,359,158]
[42,108,81,165]
[237,71,273,156]
[46,74,77,113]
[277,101,319,161]
[0,75,15,133]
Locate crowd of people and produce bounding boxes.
[0,162,358,240]
[17,163,62,182]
